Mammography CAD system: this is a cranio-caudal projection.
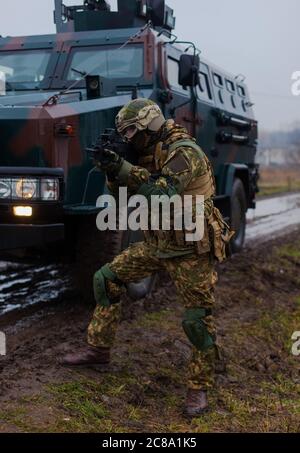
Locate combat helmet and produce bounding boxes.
[116,98,165,142]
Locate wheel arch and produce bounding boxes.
[223,164,250,209]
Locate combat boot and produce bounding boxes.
[184,389,209,417]
[60,345,110,368]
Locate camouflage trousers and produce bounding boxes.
[88,241,218,391]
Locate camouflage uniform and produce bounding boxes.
[88,99,233,391]
[88,245,218,389]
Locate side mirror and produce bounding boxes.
[178,54,200,87]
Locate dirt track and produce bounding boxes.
[0,229,299,432]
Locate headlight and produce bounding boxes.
[41,178,59,201]
[0,177,60,201]
[0,179,11,198]
[14,178,38,200]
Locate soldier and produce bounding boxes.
[61,98,234,416]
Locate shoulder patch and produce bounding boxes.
[165,153,189,173]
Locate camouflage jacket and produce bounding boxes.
[107,120,231,260]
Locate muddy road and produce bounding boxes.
[246,192,300,243]
[0,262,71,315]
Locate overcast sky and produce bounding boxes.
[0,0,299,131]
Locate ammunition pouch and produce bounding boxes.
[207,207,235,263]
[182,308,215,352]
[93,264,121,307]
[167,139,218,255]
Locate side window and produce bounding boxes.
[213,73,223,87]
[237,85,246,97]
[167,57,188,94]
[226,79,237,109]
[212,72,224,104]
[226,79,235,93]
[196,71,213,102]
[237,85,247,111]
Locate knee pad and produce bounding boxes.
[182,308,215,352]
[93,264,122,307]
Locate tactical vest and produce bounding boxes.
[146,138,234,262]
[167,139,216,200]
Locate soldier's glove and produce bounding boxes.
[94,149,124,179]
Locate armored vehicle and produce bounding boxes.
[0,0,258,297]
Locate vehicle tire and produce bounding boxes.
[71,215,123,305]
[230,178,247,253]
[71,216,156,304]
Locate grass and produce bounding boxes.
[258,166,300,197]
[46,380,113,432]
[277,245,300,259]
[0,407,29,431]
[136,309,173,328]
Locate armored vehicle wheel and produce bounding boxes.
[72,216,156,304]
[230,178,247,253]
[71,216,122,305]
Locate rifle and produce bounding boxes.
[86,128,138,165]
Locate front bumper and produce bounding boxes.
[0,223,65,251]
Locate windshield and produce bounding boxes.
[67,46,144,80]
[0,50,51,85]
